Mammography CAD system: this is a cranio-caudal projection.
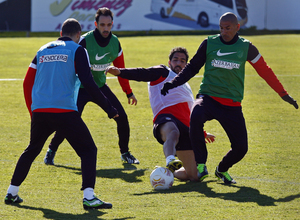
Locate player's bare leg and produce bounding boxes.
[175,150,199,181]
[160,122,183,172]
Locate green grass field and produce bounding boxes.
[0,34,299,219]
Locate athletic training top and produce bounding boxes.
[148,69,194,120]
[23,37,117,118]
[170,33,288,106]
[119,65,194,127]
[32,40,81,111]
[82,30,120,88]
[79,29,133,96]
[200,35,249,102]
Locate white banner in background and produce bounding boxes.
[31,0,300,32]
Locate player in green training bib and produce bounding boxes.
[44,7,140,165]
[161,12,298,184]
[82,30,120,88]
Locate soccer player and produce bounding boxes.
[44,7,139,165]
[4,18,117,209]
[161,12,298,184]
[106,47,215,181]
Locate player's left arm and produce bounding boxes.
[113,47,137,105]
[248,43,298,109]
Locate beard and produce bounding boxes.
[172,65,182,74]
[101,31,110,38]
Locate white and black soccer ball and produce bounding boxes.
[150,166,174,190]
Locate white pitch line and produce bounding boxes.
[0,79,23,81]
[236,176,300,185]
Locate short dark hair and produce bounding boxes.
[61,18,81,36]
[169,47,189,62]
[95,7,114,23]
[220,12,238,24]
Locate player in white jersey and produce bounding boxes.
[106,47,215,181]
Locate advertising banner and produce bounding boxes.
[31,0,300,32]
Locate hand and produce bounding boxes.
[128,93,137,105]
[105,66,121,76]
[205,133,216,143]
[281,94,298,109]
[161,82,174,96]
[112,114,119,119]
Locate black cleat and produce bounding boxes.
[121,152,139,164]
[44,149,56,165]
[197,164,209,181]
[4,193,23,204]
[215,167,237,184]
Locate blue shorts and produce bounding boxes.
[153,114,192,151]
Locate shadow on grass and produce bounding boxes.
[7,204,133,220]
[55,164,146,183]
[134,180,300,206]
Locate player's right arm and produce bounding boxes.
[75,46,118,118]
[106,65,169,82]
[23,56,37,118]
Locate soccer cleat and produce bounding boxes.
[121,152,140,164]
[215,167,237,184]
[4,193,23,204]
[166,159,183,173]
[197,164,208,181]
[44,149,56,165]
[83,196,112,210]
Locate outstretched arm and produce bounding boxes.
[249,50,298,109]
[106,65,169,82]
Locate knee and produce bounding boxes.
[190,111,205,127]
[241,146,248,156]
[169,129,180,141]
[80,145,97,159]
[235,144,248,159]
[114,113,128,124]
[87,145,97,155]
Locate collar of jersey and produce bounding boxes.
[93,28,112,47]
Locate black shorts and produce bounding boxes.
[153,114,192,151]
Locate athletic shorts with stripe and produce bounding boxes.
[153,113,192,151]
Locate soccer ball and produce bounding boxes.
[150,166,174,190]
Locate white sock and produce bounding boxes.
[166,155,176,166]
[83,187,94,200]
[7,185,19,196]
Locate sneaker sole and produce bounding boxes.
[83,204,112,210]
[199,174,208,182]
[167,161,183,173]
[121,159,140,164]
[44,158,55,165]
[215,172,236,184]
[5,198,23,204]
